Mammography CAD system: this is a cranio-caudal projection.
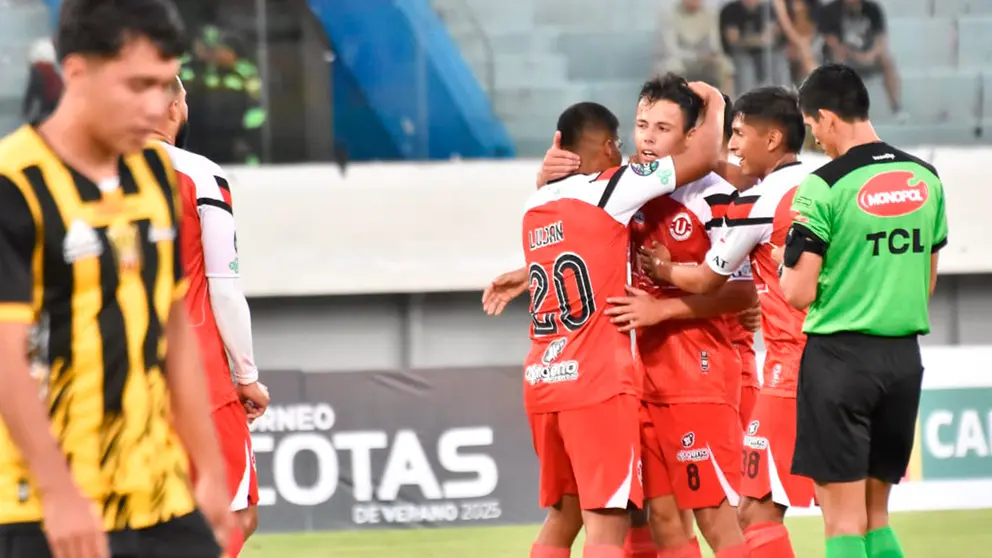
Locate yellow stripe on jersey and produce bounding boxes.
[0,125,194,530]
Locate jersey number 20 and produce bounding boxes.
[529,253,595,336]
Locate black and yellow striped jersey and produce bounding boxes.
[0,126,195,530]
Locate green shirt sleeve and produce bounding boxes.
[932,181,948,251]
[791,174,833,244]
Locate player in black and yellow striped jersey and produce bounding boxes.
[0,1,234,558]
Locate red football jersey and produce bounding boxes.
[522,158,679,413]
[165,143,241,411]
[729,319,758,390]
[705,162,815,397]
[630,172,747,406]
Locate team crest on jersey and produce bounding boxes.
[747,420,760,436]
[669,212,693,241]
[630,160,659,176]
[107,219,142,271]
[542,337,568,365]
[681,432,695,448]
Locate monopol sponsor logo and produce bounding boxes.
[857,170,930,217]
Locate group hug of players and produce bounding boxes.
[482,75,822,558]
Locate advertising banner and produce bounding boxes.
[250,367,543,532]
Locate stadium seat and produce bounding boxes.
[897,71,981,124]
[490,53,570,90]
[555,32,657,81]
[887,17,957,69]
[934,0,992,16]
[876,0,932,17]
[958,16,992,68]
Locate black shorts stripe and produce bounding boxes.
[197,197,233,214]
[598,166,627,208]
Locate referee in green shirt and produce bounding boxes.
[780,65,948,558]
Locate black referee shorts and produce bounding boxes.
[0,510,219,558]
[791,332,924,485]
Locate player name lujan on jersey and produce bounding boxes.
[528,221,565,251]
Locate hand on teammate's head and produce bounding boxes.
[541,131,581,182]
[687,81,722,103]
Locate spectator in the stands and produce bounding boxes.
[819,0,904,118]
[658,0,735,96]
[22,38,63,125]
[719,0,789,93]
[771,0,821,83]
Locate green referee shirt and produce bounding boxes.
[790,142,948,337]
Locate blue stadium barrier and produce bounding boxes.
[309,0,515,160]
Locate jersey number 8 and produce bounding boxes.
[529,253,595,336]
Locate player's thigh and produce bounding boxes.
[0,523,53,558]
[793,334,882,484]
[135,511,219,558]
[528,411,576,509]
[742,394,816,508]
[559,394,643,511]
[640,403,673,501]
[656,403,742,511]
[868,337,924,485]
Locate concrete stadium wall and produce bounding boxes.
[250,274,992,374]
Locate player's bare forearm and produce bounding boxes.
[661,263,728,295]
[0,323,77,496]
[660,281,757,321]
[165,301,225,476]
[781,252,821,309]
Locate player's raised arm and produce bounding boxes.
[670,83,726,187]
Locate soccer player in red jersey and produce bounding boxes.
[600,77,756,558]
[519,90,725,558]
[647,87,818,558]
[152,78,269,557]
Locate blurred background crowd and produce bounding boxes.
[3,0,991,164]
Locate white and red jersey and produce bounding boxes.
[631,172,748,406]
[522,158,678,414]
[163,142,241,410]
[705,161,815,397]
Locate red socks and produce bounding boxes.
[225,526,245,557]
[715,542,752,558]
[624,525,657,558]
[744,522,795,558]
[658,538,703,558]
[530,543,571,558]
[583,545,626,558]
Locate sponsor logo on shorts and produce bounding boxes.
[677,448,710,463]
[542,337,567,365]
[700,351,710,373]
[630,160,660,176]
[669,212,693,241]
[856,170,929,217]
[743,435,768,451]
[524,361,579,385]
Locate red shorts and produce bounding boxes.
[528,394,643,510]
[741,393,816,508]
[640,402,741,510]
[739,386,759,428]
[212,400,259,511]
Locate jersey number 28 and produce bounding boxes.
[529,253,595,336]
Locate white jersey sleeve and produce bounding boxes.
[199,176,239,279]
[706,221,767,276]
[600,157,678,224]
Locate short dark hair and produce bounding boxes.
[733,86,806,153]
[557,102,619,150]
[56,0,187,61]
[722,93,734,143]
[638,73,702,133]
[798,64,870,122]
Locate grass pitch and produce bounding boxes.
[242,508,992,557]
